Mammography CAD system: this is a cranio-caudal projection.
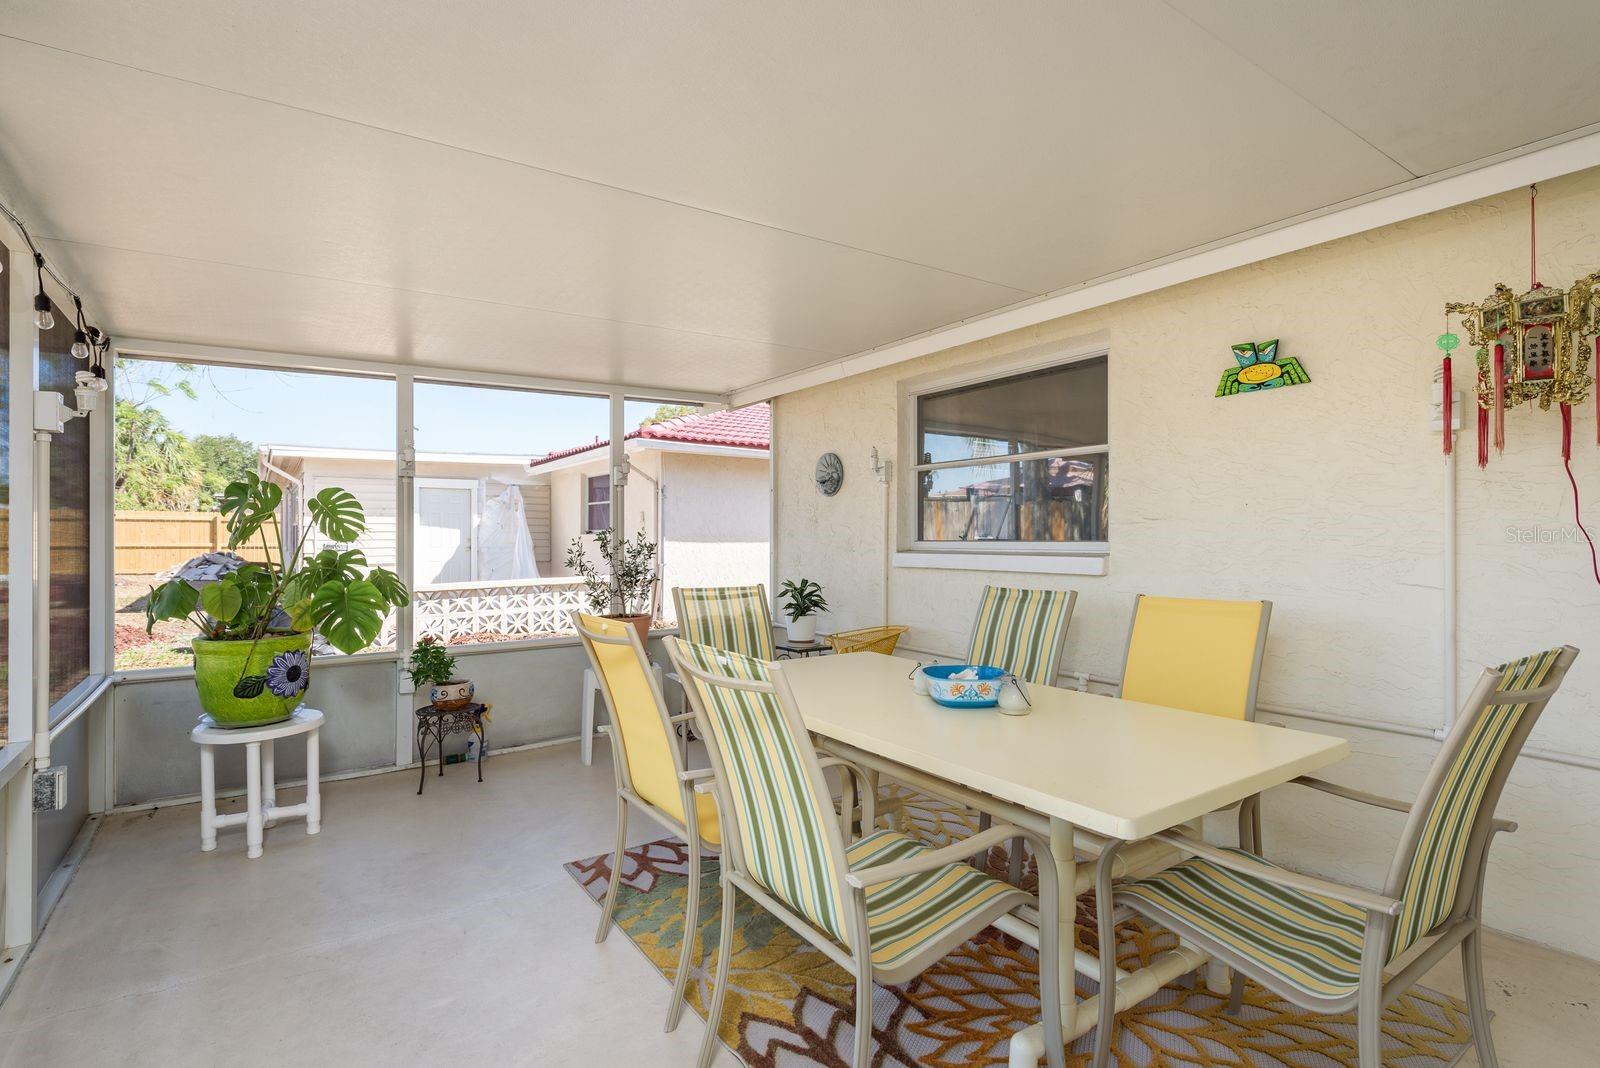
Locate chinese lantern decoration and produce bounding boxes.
[1439,186,1600,583]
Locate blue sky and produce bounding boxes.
[123,360,667,456]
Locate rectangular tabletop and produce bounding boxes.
[775,651,1348,840]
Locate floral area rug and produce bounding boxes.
[564,788,1476,1066]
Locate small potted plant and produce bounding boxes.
[144,474,410,728]
[778,578,828,643]
[566,528,659,647]
[408,635,474,711]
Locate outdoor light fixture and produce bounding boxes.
[32,252,54,331]
[70,296,91,359]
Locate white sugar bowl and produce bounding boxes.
[998,677,1031,715]
[908,664,930,695]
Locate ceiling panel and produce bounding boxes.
[1,2,1406,291]
[0,39,1028,368]
[0,3,1594,397]
[1167,0,1600,175]
[42,242,813,395]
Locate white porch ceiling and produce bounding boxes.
[1,1,1597,397]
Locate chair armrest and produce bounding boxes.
[679,767,716,795]
[846,824,1029,889]
[1291,776,1413,814]
[1291,776,1516,835]
[817,756,864,775]
[668,711,696,724]
[1154,830,1402,916]
[817,756,873,831]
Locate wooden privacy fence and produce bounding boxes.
[115,511,273,574]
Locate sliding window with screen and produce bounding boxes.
[904,353,1108,569]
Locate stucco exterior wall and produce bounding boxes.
[549,448,665,581]
[661,451,771,614]
[774,167,1600,959]
[547,447,770,620]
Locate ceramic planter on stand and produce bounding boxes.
[786,615,817,643]
[192,632,312,728]
[429,678,476,711]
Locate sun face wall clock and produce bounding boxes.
[814,452,844,496]
[1215,338,1311,397]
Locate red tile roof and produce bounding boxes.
[529,402,770,468]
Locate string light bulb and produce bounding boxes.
[70,296,90,359]
[32,253,54,331]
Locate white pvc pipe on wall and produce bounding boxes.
[32,430,51,770]
[1440,367,1459,740]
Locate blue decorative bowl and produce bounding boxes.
[921,664,1006,708]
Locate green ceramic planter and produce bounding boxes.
[193,633,313,728]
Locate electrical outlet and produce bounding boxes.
[33,766,67,811]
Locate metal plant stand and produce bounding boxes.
[414,702,488,794]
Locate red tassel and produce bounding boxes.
[1562,402,1574,461]
[1477,402,1489,468]
[1441,356,1453,455]
[1492,342,1506,453]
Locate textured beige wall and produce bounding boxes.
[661,451,771,620]
[549,449,664,575]
[775,166,1600,958]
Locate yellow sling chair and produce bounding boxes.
[573,611,721,1033]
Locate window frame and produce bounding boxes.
[896,340,1109,576]
[583,471,611,534]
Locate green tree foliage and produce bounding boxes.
[192,434,259,505]
[639,403,696,427]
[114,400,202,509]
[113,359,259,511]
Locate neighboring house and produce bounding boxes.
[528,403,771,620]
[258,446,552,584]
[255,403,770,624]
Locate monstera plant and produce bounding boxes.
[146,474,409,728]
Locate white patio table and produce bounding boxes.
[772,651,1348,1067]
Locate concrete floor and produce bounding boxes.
[1,742,1595,1066]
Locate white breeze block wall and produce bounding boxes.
[774,167,1600,960]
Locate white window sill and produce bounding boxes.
[891,551,1108,577]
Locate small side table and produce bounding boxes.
[191,707,323,859]
[415,702,489,794]
[775,635,832,659]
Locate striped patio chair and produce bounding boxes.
[966,585,1075,877]
[666,637,1067,1068]
[1092,646,1578,1068]
[672,584,776,661]
[573,612,722,1033]
[966,584,1076,686]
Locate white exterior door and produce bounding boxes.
[415,481,477,584]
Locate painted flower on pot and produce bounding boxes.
[266,649,310,699]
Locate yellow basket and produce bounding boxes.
[825,625,910,656]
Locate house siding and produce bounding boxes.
[277,456,549,578]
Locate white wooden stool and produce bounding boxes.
[191,707,324,859]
